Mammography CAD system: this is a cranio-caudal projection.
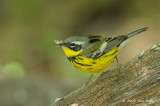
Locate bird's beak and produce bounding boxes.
[54,40,65,46]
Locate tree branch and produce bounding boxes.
[52,42,160,106]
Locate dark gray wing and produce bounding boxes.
[103,35,127,53]
[82,35,104,58]
[83,28,147,59]
[91,35,127,59]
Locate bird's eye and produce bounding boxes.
[68,43,82,51]
[70,43,75,47]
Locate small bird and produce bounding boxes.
[55,27,147,84]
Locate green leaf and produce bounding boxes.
[3,62,25,78]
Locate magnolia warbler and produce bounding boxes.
[55,27,147,84]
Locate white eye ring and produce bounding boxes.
[70,46,75,48]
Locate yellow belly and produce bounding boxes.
[64,47,118,73]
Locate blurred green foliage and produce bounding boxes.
[3,61,25,78]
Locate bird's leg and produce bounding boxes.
[115,56,122,73]
[84,74,93,86]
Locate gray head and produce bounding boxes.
[55,36,88,51]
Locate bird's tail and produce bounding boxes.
[118,27,148,49]
[127,27,148,38]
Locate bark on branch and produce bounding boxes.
[52,43,160,106]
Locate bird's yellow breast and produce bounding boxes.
[62,46,118,73]
[62,46,81,57]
